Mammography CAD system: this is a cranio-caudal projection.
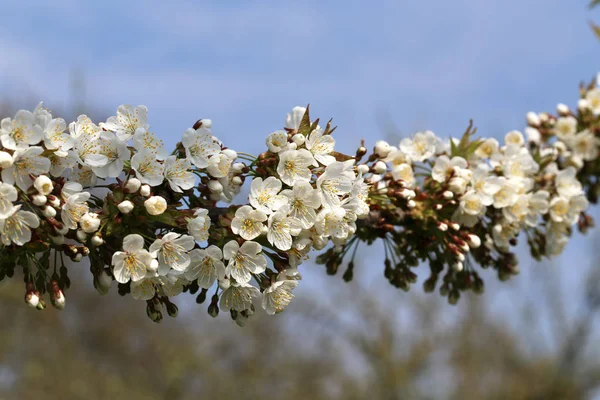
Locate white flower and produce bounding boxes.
[305,128,336,165]
[525,127,541,145]
[266,130,290,153]
[206,152,232,178]
[111,234,156,284]
[2,147,51,190]
[281,181,321,229]
[374,140,391,158]
[585,88,600,115]
[459,190,486,216]
[31,194,46,206]
[163,156,195,193]
[149,233,196,274]
[34,175,53,195]
[391,163,415,186]
[0,110,43,150]
[316,160,355,208]
[144,196,167,216]
[549,194,588,224]
[502,145,539,180]
[555,167,582,198]
[504,130,524,146]
[181,127,221,168]
[314,206,349,239]
[133,129,168,160]
[223,240,267,283]
[88,132,130,179]
[431,155,467,183]
[567,130,599,161]
[474,138,499,160]
[0,151,12,168]
[0,206,39,246]
[140,184,151,197]
[249,177,288,214]
[554,116,578,140]
[262,280,298,315]
[188,208,211,242]
[276,149,317,186]
[43,117,74,152]
[80,212,101,233]
[492,177,519,209]
[267,206,302,250]
[101,104,149,141]
[231,205,267,240]
[470,166,501,206]
[118,200,135,214]
[185,245,225,288]
[399,131,439,162]
[70,165,97,187]
[0,183,17,218]
[130,277,159,301]
[285,106,307,131]
[219,281,260,312]
[62,192,90,229]
[131,149,165,186]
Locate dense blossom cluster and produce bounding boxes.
[1,74,600,323]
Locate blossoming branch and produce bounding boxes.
[1,73,599,324]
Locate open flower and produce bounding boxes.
[0,183,18,219]
[131,149,165,186]
[316,160,355,208]
[163,156,195,193]
[133,129,168,160]
[266,130,290,153]
[281,181,321,229]
[87,132,130,179]
[231,205,267,240]
[0,206,39,246]
[188,208,211,242]
[111,234,157,284]
[0,110,43,150]
[149,233,196,274]
[277,149,316,186]
[182,127,221,168]
[61,191,90,230]
[305,128,336,165]
[43,117,74,152]
[219,281,261,312]
[267,206,302,250]
[249,177,288,214]
[262,280,299,315]
[223,240,267,283]
[2,147,51,190]
[185,245,225,288]
[101,104,149,141]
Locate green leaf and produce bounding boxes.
[297,104,312,136]
[451,120,479,158]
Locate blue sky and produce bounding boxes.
[1,0,600,337]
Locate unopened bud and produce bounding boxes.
[467,234,481,248]
[450,223,460,231]
[73,254,83,262]
[91,235,104,247]
[52,289,66,310]
[578,99,590,111]
[118,200,134,214]
[374,140,391,158]
[124,178,142,193]
[34,175,53,195]
[48,195,60,208]
[0,151,13,168]
[557,103,570,116]
[25,291,40,308]
[452,262,464,272]
[76,230,87,242]
[438,222,448,232]
[51,235,65,245]
[443,191,454,200]
[208,180,223,194]
[291,134,305,146]
[373,161,387,174]
[407,200,416,209]
[526,111,540,126]
[357,164,370,175]
[32,194,47,206]
[140,185,151,197]
[42,206,56,218]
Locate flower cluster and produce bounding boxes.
[2,72,600,322]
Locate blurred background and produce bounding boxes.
[1,0,600,399]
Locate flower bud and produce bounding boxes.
[526,112,540,126]
[56,225,69,235]
[144,196,167,215]
[42,206,56,218]
[149,259,159,272]
[291,134,305,146]
[557,103,570,116]
[0,151,13,168]
[52,289,66,310]
[467,234,481,248]
[34,175,53,195]
[374,140,391,158]
[452,262,463,272]
[438,222,448,232]
[538,112,549,123]
[91,235,104,247]
[450,223,460,231]
[232,176,243,186]
[407,200,416,209]
[456,252,465,261]
[288,142,298,150]
[525,127,541,145]
[373,161,387,174]
[208,180,223,194]
[73,254,83,262]
[51,235,65,245]
[31,194,47,206]
[231,162,245,174]
[48,195,60,208]
[442,191,454,199]
[140,185,151,197]
[124,178,142,193]
[222,148,237,160]
[200,118,212,129]
[448,177,467,194]
[25,291,40,308]
[578,99,590,111]
[80,212,101,233]
[357,164,370,175]
[118,200,134,214]
[76,229,87,242]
